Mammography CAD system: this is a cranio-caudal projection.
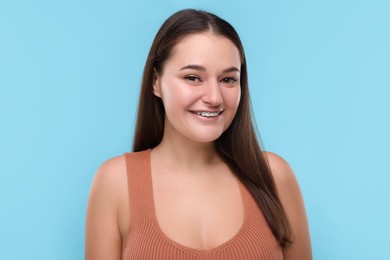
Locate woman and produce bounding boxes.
[86,9,312,260]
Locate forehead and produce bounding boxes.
[166,33,241,69]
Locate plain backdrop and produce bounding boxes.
[1,0,389,259]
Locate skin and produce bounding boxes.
[85,32,312,259]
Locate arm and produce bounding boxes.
[85,156,127,260]
[265,152,312,260]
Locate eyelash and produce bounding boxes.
[184,76,238,84]
[184,75,201,82]
[221,77,238,84]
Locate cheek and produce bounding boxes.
[224,88,241,110]
[160,80,196,110]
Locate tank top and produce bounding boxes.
[122,149,282,260]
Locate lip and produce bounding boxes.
[189,109,224,113]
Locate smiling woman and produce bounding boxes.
[85,9,312,260]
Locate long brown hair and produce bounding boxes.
[133,9,293,248]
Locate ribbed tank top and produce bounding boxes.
[122,149,282,260]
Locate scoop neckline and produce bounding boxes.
[146,148,250,254]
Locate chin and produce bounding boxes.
[188,130,224,143]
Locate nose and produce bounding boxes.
[201,80,223,106]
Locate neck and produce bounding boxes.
[152,130,221,171]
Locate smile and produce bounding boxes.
[191,110,224,118]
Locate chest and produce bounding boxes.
[122,150,282,259]
[151,168,244,250]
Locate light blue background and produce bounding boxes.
[1,0,389,259]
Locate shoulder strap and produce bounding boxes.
[123,149,154,225]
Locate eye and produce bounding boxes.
[221,77,238,84]
[184,75,202,82]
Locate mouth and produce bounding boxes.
[190,110,224,118]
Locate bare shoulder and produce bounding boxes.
[93,155,127,190]
[263,151,296,185]
[88,155,128,207]
[85,155,128,260]
[263,152,303,213]
[263,152,313,260]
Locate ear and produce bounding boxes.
[153,69,162,98]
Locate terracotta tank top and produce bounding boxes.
[122,149,282,260]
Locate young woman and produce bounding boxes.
[86,9,312,260]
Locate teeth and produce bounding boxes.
[194,111,221,117]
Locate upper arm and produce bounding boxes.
[264,152,312,260]
[85,155,128,260]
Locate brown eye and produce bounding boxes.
[185,75,201,82]
[221,77,238,84]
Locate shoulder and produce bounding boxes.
[97,155,127,175]
[85,155,130,259]
[263,151,297,189]
[96,155,127,178]
[92,150,150,192]
[87,155,128,223]
[85,155,128,259]
[92,155,128,196]
[263,151,313,259]
[262,151,302,211]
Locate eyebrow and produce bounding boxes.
[179,64,240,73]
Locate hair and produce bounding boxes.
[132,9,293,248]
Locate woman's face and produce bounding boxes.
[153,32,241,143]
